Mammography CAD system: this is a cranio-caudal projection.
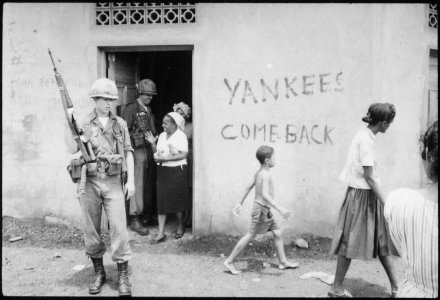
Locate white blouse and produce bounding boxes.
[155,129,188,167]
[339,127,380,189]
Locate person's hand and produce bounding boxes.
[232,204,242,216]
[124,180,135,199]
[278,207,291,220]
[169,144,179,155]
[144,131,157,144]
[154,153,167,163]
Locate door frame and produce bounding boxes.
[97,45,194,79]
[97,45,196,231]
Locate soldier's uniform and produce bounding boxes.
[77,109,133,262]
[122,79,158,232]
[66,78,133,296]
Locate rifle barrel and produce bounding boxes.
[48,48,57,70]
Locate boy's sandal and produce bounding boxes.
[328,289,353,298]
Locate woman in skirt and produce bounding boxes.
[328,103,399,298]
[145,112,189,243]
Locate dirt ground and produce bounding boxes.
[2,216,404,297]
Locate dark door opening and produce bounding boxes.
[105,49,193,228]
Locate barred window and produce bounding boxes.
[429,3,438,29]
[96,3,196,25]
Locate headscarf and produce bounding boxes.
[173,102,191,119]
[167,112,185,131]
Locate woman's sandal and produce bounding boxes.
[328,289,353,298]
[150,234,167,244]
[174,228,185,239]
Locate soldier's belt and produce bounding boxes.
[86,160,109,174]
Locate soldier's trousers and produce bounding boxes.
[78,173,132,263]
[129,147,156,216]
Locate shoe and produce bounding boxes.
[150,234,167,244]
[141,215,158,226]
[328,289,353,298]
[88,257,106,294]
[130,216,149,235]
[174,228,185,239]
[117,261,131,296]
[391,290,398,298]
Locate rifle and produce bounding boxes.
[118,86,129,200]
[48,48,96,195]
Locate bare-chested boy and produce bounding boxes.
[224,145,299,275]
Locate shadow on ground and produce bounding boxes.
[58,264,135,293]
[178,233,333,260]
[344,277,390,298]
[3,216,333,261]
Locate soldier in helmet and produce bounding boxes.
[121,78,158,235]
[64,78,134,296]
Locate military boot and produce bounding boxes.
[130,215,149,235]
[88,257,106,294]
[117,261,131,296]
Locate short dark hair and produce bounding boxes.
[256,145,274,164]
[362,103,396,124]
[420,120,438,179]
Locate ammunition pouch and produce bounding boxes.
[131,131,145,149]
[136,111,151,132]
[86,162,98,177]
[67,158,86,183]
[98,154,123,176]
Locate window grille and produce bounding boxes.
[96,3,196,26]
[429,3,438,29]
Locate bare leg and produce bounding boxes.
[330,255,352,295]
[157,214,166,238]
[224,232,255,275]
[176,211,184,235]
[272,230,299,269]
[378,255,399,294]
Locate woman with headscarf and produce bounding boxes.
[173,102,193,228]
[145,112,189,243]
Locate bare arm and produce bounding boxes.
[156,151,188,162]
[363,166,386,205]
[124,150,135,199]
[260,173,291,219]
[239,180,255,205]
[260,173,282,211]
[232,178,255,216]
[144,131,157,153]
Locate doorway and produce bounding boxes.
[101,46,194,229]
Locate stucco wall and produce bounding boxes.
[2,3,437,237]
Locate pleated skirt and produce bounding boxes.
[329,187,398,260]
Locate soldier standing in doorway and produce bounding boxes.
[64,78,134,296]
[122,79,158,235]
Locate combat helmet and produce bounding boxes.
[137,79,157,95]
[89,78,119,100]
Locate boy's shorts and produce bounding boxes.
[248,202,279,235]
